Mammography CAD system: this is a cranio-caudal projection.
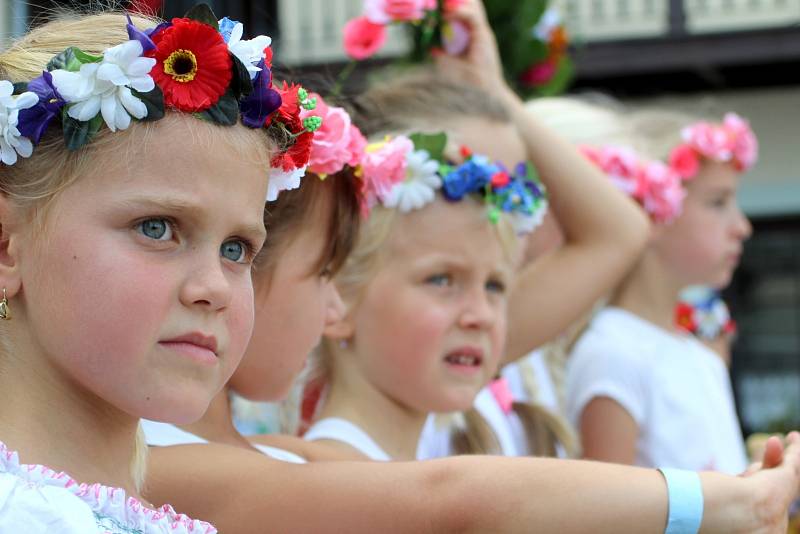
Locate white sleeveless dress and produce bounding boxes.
[303,418,392,461]
[141,420,307,464]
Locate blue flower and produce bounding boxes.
[496,177,536,214]
[239,58,282,128]
[441,158,495,201]
[17,71,65,144]
[218,17,239,43]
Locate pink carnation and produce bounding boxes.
[723,113,758,171]
[520,60,557,87]
[360,136,413,211]
[681,122,732,162]
[343,16,387,60]
[668,143,700,180]
[365,0,431,24]
[638,161,685,224]
[346,126,367,168]
[302,93,366,175]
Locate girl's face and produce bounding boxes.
[13,117,268,424]
[654,160,752,288]
[346,198,513,413]
[231,214,345,402]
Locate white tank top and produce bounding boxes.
[141,419,307,464]
[303,418,392,461]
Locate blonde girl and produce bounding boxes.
[0,6,286,532]
[567,108,755,474]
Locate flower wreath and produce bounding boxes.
[579,113,758,224]
[668,113,758,180]
[580,145,686,224]
[675,292,737,341]
[358,131,548,234]
[0,4,322,201]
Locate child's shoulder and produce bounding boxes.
[0,441,217,534]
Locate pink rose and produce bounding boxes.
[346,125,367,168]
[343,16,387,60]
[361,136,413,210]
[724,113,758,171]
[365,0,429,24]
[302,94,365,175]
[668,143,700,180]
[520,60,557,87]
[600,145,639,181]
[639,161,685,223]
[682,122,731,162]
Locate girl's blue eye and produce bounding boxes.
[426,274,452,287]
[221,240,247,263]
[137,218,172,241]
[486,279,506,294]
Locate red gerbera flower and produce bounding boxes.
[147,18,232,112]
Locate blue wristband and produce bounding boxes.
[658,468,704,534]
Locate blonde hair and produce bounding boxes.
[624,107,704,161]
[0,10,274,491]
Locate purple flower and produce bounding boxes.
[126,13,156,53]
[17,71,65,144]
[239,59,281,128]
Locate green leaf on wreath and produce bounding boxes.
[63,111,103,151]
[184,4,220,31]
[228,53,253,100]
[198,94,239,126]
[132,85,166,122]
[410,132,447,162]
[47,47,102,72]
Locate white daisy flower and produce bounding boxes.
[510,198,548,235]
[383,149,441,213]
[0,81,39,165]
[222,19,272,79]
[51,40,156,132]
[267,166,306,202]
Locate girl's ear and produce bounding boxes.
[0,195,23,298]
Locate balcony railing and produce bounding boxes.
[274,0,800,66]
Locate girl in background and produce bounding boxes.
[567,108,754,474]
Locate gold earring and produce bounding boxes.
[0,288,11,320]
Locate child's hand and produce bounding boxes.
[435,0,507,96]
[737,432,800,533]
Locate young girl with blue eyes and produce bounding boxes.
[0,7,290,531]
[567,109,755,474]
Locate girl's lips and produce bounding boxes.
[159,332,219,366]
[443,346,485,374]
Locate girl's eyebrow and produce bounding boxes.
[113,195,267,242]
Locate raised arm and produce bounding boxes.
[438,0,650,362]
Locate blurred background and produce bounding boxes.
[2,0,798,436]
